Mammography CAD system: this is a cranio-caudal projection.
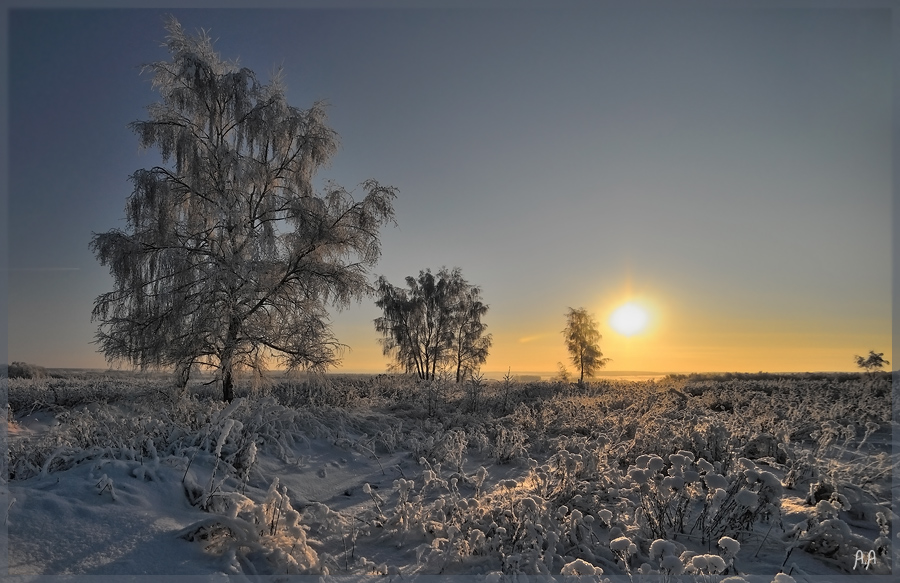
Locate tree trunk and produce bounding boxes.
[174,362,191,399]
[222,365,235,403]
[579,350,585,384]
[177,364,190,389]
[221,316,240,402]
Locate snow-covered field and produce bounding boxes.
[3,371,896,582]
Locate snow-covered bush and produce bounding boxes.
[6,362,48,379]
[492,426,528,465]
[180,477,320,575]
[560,557,605,581]
[628,452,703,539]
[692,458,783,543]
[8,371,893,577]
[782,490,891,574]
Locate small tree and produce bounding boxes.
[374,267,491,381]
[556,361,571,383]
[855,350,889,375]
[91,17,396,402]
[562,307,609,384]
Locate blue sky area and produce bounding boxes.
[4,2,894,374]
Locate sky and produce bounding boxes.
[4,1,895,375]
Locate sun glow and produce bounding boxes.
[609,303,649,336]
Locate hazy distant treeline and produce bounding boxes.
[3,362,887,384]
[664,370,892,382]
[2,362,49,379]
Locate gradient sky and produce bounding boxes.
[4,2,894,374]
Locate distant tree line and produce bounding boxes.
[665,370,890,383]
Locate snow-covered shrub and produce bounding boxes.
[560,557,604,581]
[782,491,890,574]
[609,535,636,572]
[376,463,626,576]
[362,482,384,516]
[783,449,817,489]
[691,458,783,544]
[384,477,418,536]
[6,362,48,379]
[647,538,685,577]
[492,426,528,464]
[8,371,893,577]
[716,535,740,573]
[793,515,853,555]
[433,429,468,473]
[684,553,726,576]
[873,511,891,561]
[180,477,320,575]
[422,378,450,418]
[741,432,787,463]
[628,452,704,539]
[95,473,117,500]
[698,421,736,471]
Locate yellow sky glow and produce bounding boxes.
[327,282,890,375]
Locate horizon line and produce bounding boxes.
[20,366,884,377]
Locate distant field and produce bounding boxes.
[29,367,669,383]
[29,367,881,384]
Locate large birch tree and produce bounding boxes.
[91,17,396,401]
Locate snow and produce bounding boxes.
[4,372,896,581]
[8,460,214,575]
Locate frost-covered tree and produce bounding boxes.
[562,307,609,384]
[91,17,396,401]
[374,267,491,381]
[854,350,889,375]
[449,285,492,383]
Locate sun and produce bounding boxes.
[609,303,649,336]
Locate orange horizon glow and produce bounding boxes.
[34,283,891,376]
[323,298,890,376]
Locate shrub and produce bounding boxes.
[6,362,48,379]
